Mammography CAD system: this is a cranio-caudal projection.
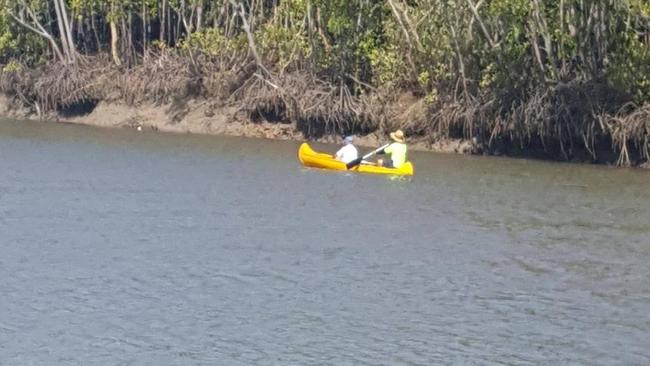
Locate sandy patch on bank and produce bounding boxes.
[62,100,304,139]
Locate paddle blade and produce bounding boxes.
[346,157,363,169]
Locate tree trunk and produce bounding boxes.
[91,10,102,52]
[142,1,147,52]
[59,0,77,58]
[229,0,269,76]
[126,12,134,64]
[110,0,121,66]
[160,0,166,42]
[196,1,203,32]
[52,0,72,62]
[306,0,315,66]
[168,1,173,44]
[110,22,121,65]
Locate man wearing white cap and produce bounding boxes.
[335,135,359,164]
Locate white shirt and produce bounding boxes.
[335,144,358,163]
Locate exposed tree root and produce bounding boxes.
[232,72,382,137]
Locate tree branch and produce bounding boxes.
[7,7,65,62]
[229,0,271,76]
[464,0,495,48]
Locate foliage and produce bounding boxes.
[180,28,245,56]
[255,24,309,70]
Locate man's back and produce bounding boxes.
[385,142,407,168]
[336,144,358,163]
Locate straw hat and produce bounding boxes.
[390,129,405,143]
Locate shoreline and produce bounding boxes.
[2,94,648,169]
[0,95,475,155]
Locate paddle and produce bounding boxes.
[346,143,390,169]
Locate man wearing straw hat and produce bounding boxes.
[377,129,408,168]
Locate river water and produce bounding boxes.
[1,118,649,365]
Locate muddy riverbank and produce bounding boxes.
[0,94,475,155]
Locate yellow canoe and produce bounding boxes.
[298,143,414,176]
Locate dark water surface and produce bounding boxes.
[1,119,649,365]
